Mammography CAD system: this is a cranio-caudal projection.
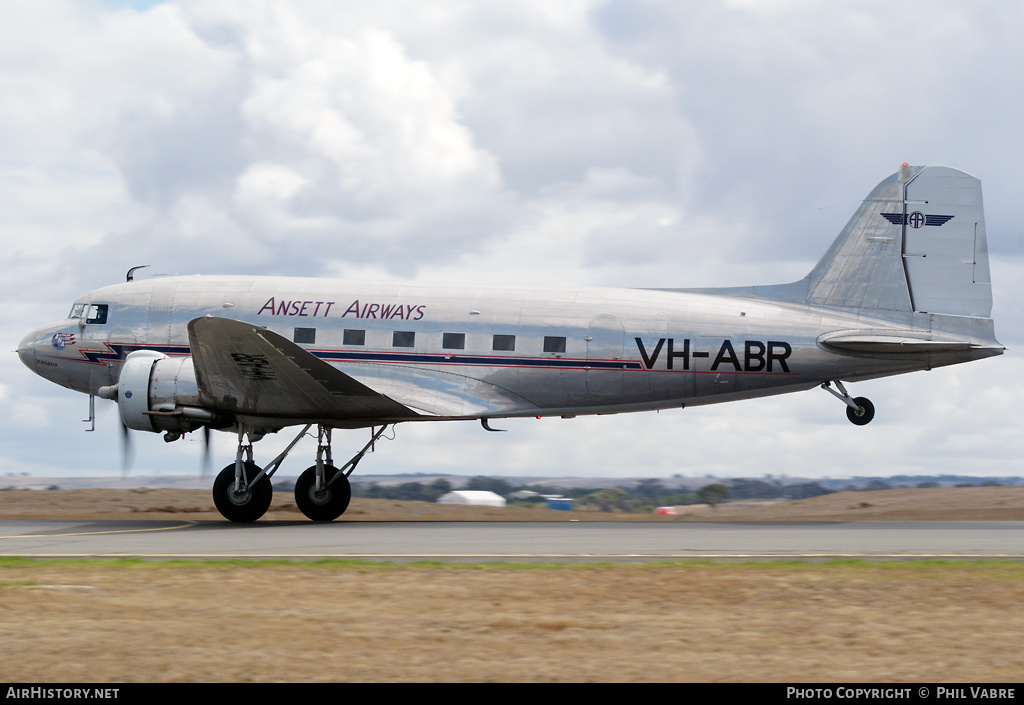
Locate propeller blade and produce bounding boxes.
[201,426,212,477]
[120,421,133,477]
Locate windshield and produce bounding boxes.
[68,303,109,324]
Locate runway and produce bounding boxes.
[0,520,1021,561]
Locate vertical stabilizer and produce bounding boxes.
[807,165,992,318]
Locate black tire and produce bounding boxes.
[846,397,875,426]
[213,462,273,523]
[294,465,351,522]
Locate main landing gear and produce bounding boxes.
[211,424,391,523]
[821,381,875,426]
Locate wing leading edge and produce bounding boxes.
[188,317,419,421]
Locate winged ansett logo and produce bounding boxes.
[881,212,955,228]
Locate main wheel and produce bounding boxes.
[213,462,273,523]
[294,465,351,522]
[846,397,875,426]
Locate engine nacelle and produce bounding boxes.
[117,351,213,434]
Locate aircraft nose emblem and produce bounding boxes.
[52,332,75,349]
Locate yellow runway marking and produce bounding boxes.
[0,523,196,539]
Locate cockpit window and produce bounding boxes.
[86,305,108,324]
[69,304,108,324]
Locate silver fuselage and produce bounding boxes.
[17,275,1001,430]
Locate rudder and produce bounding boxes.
[807,165,993,318]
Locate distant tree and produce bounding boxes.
[355,482,381,498]
[729,479,783,500]
[466,477,514,497]
[393,482,430,501]
[579,488,630,513]
[916,481,940,488]
[784,483,834,500]
[863,480,892,492]
[429,479,453,500]
[697,483,730,507]
[353,480,451,502]
[981,480,1003,487]
[634,479,667,498]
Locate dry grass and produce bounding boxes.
[0,560,1020,682]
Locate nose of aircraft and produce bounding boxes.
[18,322,91,391]
[17,330,37,370]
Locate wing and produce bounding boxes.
[335,361,539,418]
[187,317,538,422]
[188,317,418,421]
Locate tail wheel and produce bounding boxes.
[213,462,273,523]
[846,397,875,426]
[294,466,352,522]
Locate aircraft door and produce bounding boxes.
[586,315,625,395]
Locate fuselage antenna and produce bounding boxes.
[126,265,150,282]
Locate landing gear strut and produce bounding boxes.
[293,425,390,522]
[821,381,875,426]
[212,424,309,523]
[213,460,272,523]
[210,423,392,523]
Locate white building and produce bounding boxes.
[437,490,507,507]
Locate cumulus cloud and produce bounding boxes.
[3,0,1021,480]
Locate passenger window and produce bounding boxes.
[543,336,566,353]
[294,328,316,344]
[85,304,108,325]
[343,329,366,346]
[492,334,516,351]
[442,333,466,350]
[393,331,415,348]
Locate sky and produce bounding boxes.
[3,0,1022,481]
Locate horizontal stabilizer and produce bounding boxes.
[817,329,996,354]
